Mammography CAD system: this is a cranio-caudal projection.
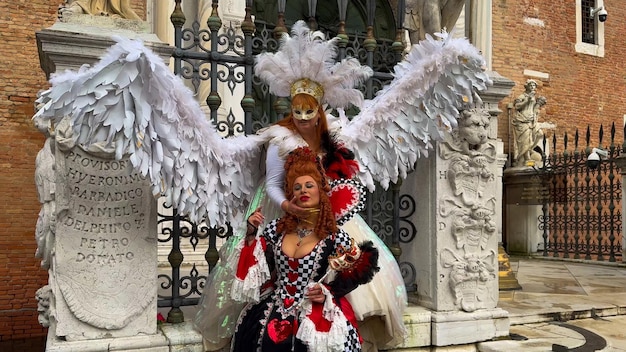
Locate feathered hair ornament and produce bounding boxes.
[254,20,373,110]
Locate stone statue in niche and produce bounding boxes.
[59,0,141,20]
[404,0,466,43]
[512,79,547,167]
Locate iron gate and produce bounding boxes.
[536,123,624,262]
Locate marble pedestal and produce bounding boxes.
[46,325,169,352]
[34,15,173,352]
[398,72,514,346]
[431,308,510,346]
[503,167,547,255]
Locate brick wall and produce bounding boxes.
[0,1,146,341]
[492,0,626,153]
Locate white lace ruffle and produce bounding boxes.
[229,236,271,303]
[296,286,349,352]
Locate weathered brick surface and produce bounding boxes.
[0,1,146,341]
[492,0,626,152]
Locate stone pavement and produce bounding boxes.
[2,257,626,351]
[479,257,626,351]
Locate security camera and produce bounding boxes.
[598,8,608,22]
[590,7,608,22]
[587,152,600,169]
[587,147,608,170]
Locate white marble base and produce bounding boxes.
[430,308,510,346]
[46,304,506,351]
[46,330,169,352]
[158,307,434,351]
[394,305,432,348]
[159,321,204,352]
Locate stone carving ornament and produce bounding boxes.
[451,204,496,253]
[36,285,53,328]
[441,108,496,208]
[34,117,57,270]
[33,113,157,333]
[438,108,498,312]
[441,249,496,312]
[55,146,155,329]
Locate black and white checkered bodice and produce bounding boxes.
[262,219,351,317]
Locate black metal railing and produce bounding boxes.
[537,123,623,262]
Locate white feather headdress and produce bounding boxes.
[254,20,373,110]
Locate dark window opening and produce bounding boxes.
[582,0,597,44]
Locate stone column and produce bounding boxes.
[401,72,513,346]
[470,0,493,70]
[149,0,176,45]
[482,71,516,244]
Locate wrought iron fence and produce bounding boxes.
[537,123,624,262]
[157,0,413,323]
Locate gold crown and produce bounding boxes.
[290,78,324,102]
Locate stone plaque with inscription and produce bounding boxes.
[52,147,157,340]
[504,172,549,205]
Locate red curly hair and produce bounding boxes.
[276,147,338,239]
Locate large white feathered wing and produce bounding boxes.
[338,32,492,191]
[33,37,263,226]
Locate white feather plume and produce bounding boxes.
[34,36,263,226]
[254,21,373,110]
[337,32,492,191]
[33,26,491,225]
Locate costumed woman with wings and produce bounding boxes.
[33,17,489,352]
[251,21,409,351]
[195,21,411,352]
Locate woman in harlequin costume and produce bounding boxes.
[251,23,409,351]
[231,147,379,351]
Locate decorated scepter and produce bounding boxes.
[297,238,379,352]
